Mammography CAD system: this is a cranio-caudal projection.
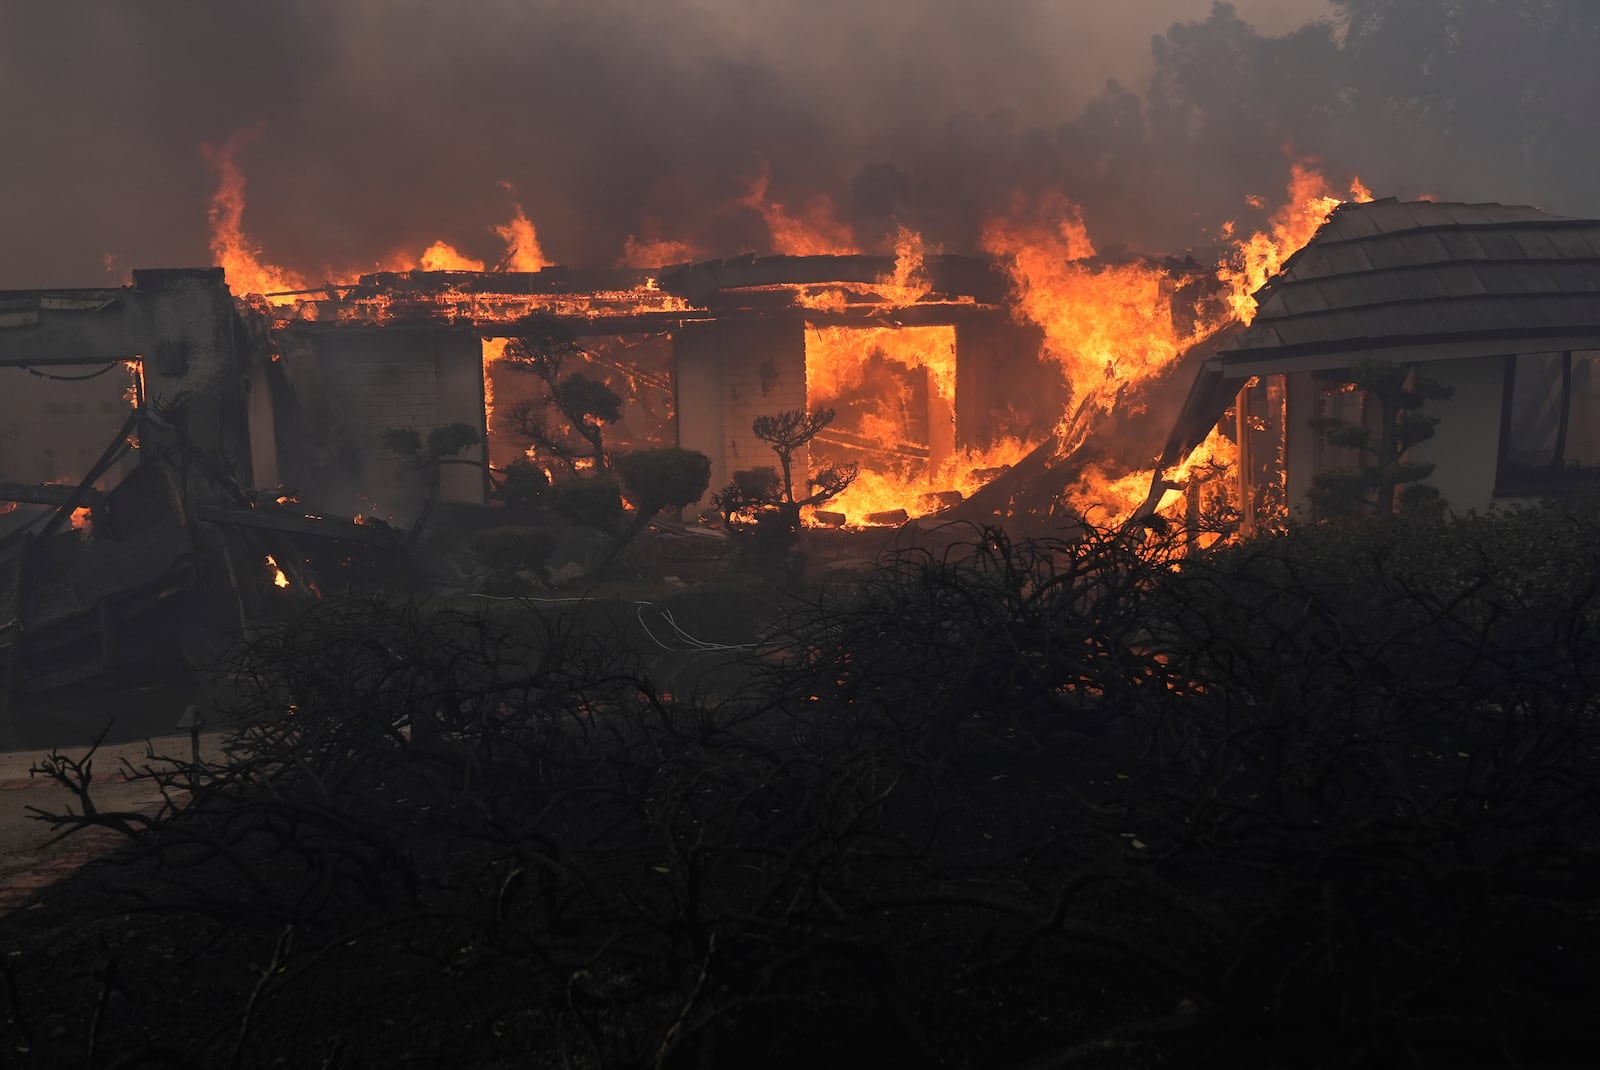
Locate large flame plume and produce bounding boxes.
[982,191,1209,427]
[202,132,308,299]
[204,139,554,304]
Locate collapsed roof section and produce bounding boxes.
[263,254,1005,336]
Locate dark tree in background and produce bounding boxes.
[1332,0,1600,203]
[1037,0,1600,255]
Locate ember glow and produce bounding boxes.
[122,360,144,409]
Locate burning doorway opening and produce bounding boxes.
[804,325,957,525]
[803,324,1047,527]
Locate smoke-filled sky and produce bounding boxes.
[4,0,1592,291]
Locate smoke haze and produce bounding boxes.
[2,0,1594,290]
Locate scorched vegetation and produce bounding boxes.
[5,499,1600,1068]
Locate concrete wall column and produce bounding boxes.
[433,332,488,505]
[245,358,280,491]
[674,323,727,508]
[307,330,439,519]
[1284,370,1320,519]
[673,315,807,508]
[954,317,999,449]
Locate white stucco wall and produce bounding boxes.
[1403,354,1506,515]
[1283,353,1510,518]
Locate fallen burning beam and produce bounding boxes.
[812,429,931,461]
[195,504,396,545]
[657,253,1007,306]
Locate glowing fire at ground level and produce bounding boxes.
[802,324,1039,526]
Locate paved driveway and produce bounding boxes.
[0,732,223,915]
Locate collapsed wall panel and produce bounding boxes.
[0,269,249,500]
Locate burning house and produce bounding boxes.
[1154,197,1600,526]
[261,247,1052,524]
[0,156,1396,733]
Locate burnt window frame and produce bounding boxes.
[1495,349,1600,495]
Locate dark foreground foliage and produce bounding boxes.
[6,502,1600,1067]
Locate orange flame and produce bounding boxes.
[980,162,1367,531]
[418,241,486,272]
[794,225,967,315]
[620,229,705,268]
[201,133,307,302]
[481,337,508,463]
[804,324,1038,526]
[808,324,955,409]
[205,143,1368,539]
[741,165,859,256]
[265,555,290,588]
[1218,163,1373,324]
[122,360,144,409]
[204,144,555,299]
[982,191,1208,428]
[495,203,550,272]
[816,437,1039,527]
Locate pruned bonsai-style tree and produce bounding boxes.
[713,407,859,552]
[381,421,484,529]
[501,315,622,475]
[1308,359,1453,518]
[588,446,713,574]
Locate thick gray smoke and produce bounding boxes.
[2,0,1594,291]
